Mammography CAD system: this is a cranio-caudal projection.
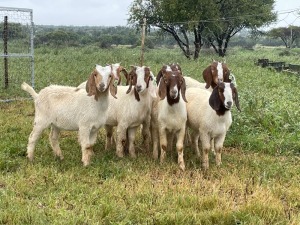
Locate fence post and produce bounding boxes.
[140,18,146,66]
[3,15,8,88]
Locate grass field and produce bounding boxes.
[0,46,300,224]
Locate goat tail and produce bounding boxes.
[21,82,38,99]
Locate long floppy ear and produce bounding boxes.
[202,66,213,89]
[231,83,241,112]
[120,67,129,85]
[126,67,135,94]
[180,77,188,103]
[109,76,118,99]
[209,86,222,111]
[145,67,151,88]
[115,66,122,85]
[86,70,97,97]
[156,65,167,85]
[226,69,231,82]
[158,76,167,100]
[156,70,163,85]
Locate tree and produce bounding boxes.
[267,26,300,48]
[128,0,276,59]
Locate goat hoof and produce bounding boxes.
[27,155,34,161]
[179,163,185,171]
[116,151,124,158]
[82,160,90,167]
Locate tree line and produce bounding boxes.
[1,21,299,57]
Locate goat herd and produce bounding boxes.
[21,61,240,171]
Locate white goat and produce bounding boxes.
[104,66,157,158]
[21,64,117,166]
[186,82,240,170]
[151,65,187,171]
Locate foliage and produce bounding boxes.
[0,22,27,39]
[128,0,276,59]
[33,25,176,48]
[0,46,300,224]
[267,26,300,48]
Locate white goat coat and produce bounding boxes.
[186,87,232,169]
[157,98,187,132]
[105,83,156,157]
[32,85,109,131]
[106,86,153,127]
[184,76,213,92]
[186,88,232,141]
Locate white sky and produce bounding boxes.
[0,0,299,27]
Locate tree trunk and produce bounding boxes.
[193,24,204,60]
[160,26,191,59]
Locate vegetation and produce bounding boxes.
[128,0,276,59]
[0,45,300,224]
[267,26,300,48]
[34,25,176,49]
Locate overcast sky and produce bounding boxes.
[0,0,299,27]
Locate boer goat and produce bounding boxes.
[151,65,188,171]
[22,64,117,166]
[186,82,240,170]
[105,66,156,158]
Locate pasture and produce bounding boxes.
[0,46,300,224]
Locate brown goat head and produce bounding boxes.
[203,60,230,89]
[158,68,187,105]
[209,82,240,115]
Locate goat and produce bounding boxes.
[186,82,240,170]
[104,66,156,158]
[21,64,117,166]
[151,65,187,171]
[202,60,231,89]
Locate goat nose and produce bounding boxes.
[99,83,105,90]
[227,101,232,108]
[136,85,142,91]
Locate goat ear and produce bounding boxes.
[115,66,122,85]
[86,70,97,97]
[203,66,212,89]
[126,75,133,94]
[180,77,188,103]
[231,83,241,112]
[209,86,222,111]
[109,76,118,99]
[158,77,167,100]
[120,67,129,85]
[156,69,164,85]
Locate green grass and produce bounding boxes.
[0,46,300,224]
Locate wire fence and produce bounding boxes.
[0,7,34,102]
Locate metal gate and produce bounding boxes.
[0,7,34,101]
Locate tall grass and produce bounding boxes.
[0,46,300,224]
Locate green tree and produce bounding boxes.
[128,0,276,59]
[267,26,300,48]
